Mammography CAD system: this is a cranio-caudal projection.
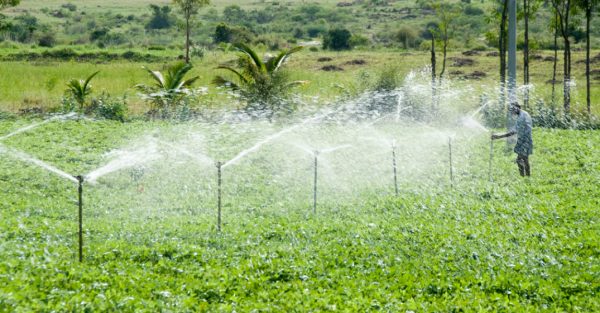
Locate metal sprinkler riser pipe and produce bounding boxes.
[392,144,399,196]
[75,175,84,262]
[313,151,318,214]
[216,161,222,232]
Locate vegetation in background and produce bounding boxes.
[65,71,100,112]
[173,0,210,63]
[213,43,306,118]
[0,0,19,10]
[136,62,202,119]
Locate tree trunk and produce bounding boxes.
[586,6,591,115]
[552,10,558,106]
[185,17,190,63]
[439,35,448,81]
[562,0,571,115]
[523,0,530,109]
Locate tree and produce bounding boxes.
[213,43,306,117]
[173,0,210,64]
[66,71,100,112]
[551,0,573,115]
[430,3,459,110]
[146,5,173,30]
[0,0,19,10]
[550,9,560,106]
[575,0,598,114]
[323,28,352,51]
[136,62,200,116]
[522,0,541,109]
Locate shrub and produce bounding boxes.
[395,26,419,49]
[136,62,205,119]
[323,28,352,51]
[145,4,173,30]
[37,32,56,47]
[88,93,128,122]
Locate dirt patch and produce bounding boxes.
[546,79,562,84]
[321,65,344,72]
[344,59,367,65]
[449,57,475,67]
[592,53,600,63]
[530,54,543,60]
[486,51,499,57]
[449,70,464,76]
[462,50,480,56]
[590,69,600,75]
[543,56,557,62]
[317,57,333,62]
[464,71,487,80]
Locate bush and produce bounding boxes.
[323,28,352,51]
[37,33,56,47]
[145,5,173,30]
[61,3,77,12]
[395,26,419,49]
[463,5,483,16]
[89,93,128,122]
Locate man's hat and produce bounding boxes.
[509,102,521,112]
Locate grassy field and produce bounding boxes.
[0,49,599,115]
[0,116,598,311]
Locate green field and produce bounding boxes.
[0,115,599,311]
[1,49,599,115]
[1,0,600,311]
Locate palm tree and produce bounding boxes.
[136,62,200,113]
[66,71,100,112]
[213,43,306,115]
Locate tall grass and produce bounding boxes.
[0,50,598,115]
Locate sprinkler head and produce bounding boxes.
[76,175,84,183]
[215,161,222,168]
[313,150,320,157]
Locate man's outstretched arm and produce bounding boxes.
[491,131,516,140]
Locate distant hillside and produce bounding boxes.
[1,0,599,52]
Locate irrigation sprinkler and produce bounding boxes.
[76,175,84,262]
[216,161,222,232]
[488,138,494,182]
[448,137,454,188]
[313,151,319,214]
[391,143,399,196]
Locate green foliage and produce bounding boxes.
[0,119,599,311]
[213,43,306,116]
[88,93,128,122]
[136,62,202,118]
[0,0,19,10]
[213,23,254,44]
[65,71,100,112]
[146,4,174,30]
[395,26,419,49]
[323,28,352,51]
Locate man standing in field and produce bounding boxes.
[491,103,533,177]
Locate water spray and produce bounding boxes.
[313,151,319,214]
[391,142,399,196]
[448,137,454,188]
[76,175,84,262]
[216,161,222,232]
